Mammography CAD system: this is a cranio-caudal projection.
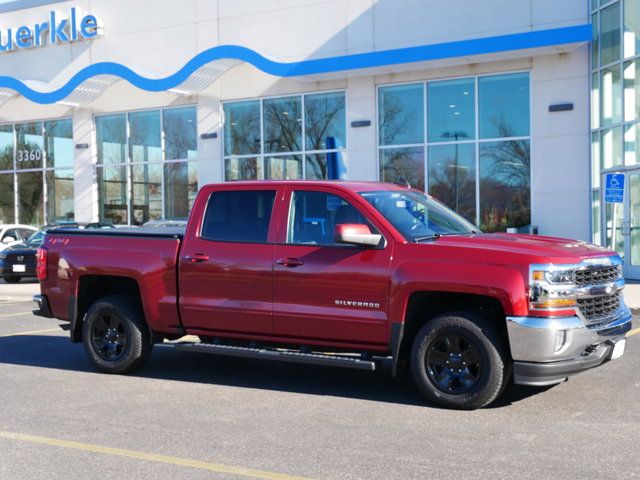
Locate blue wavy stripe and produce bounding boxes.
[0,24,591,104]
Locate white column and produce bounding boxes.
[346,76,377,181]
[530,49,590,241]
[196,85,223,186]
[72,107,97,223]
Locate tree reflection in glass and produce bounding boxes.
[479,132,530,232]
[224,101,260,156]
[225,157,261,181]
[0,172,14,223]
[264,96,302,153]
[164,107,197,160]
[380,147,424,191]
[17,171,44,225]
[428,142,476,223]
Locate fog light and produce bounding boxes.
[555,330,567,352]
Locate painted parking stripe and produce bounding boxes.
[0,311,35,319]
[0,430,314,480]
[625,327,640,338]
[0,301,35,307]
[0,328,60,337]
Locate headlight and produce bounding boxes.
[529,264,578,310]
[531,269,574,284]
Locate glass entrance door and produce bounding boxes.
[625,171,640,278]
[604,169,640,279]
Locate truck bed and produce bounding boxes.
[47,226,185,238]
[42,228,184,335]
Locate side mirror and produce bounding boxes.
[334,224,382,247]
[2,236,15,244]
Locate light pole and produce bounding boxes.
[441,130,469,213]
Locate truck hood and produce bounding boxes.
[431,233,615,264]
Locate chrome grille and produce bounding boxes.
[577,293,621,323]
[574,266,620,286]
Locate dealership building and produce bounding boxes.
[0,0,637,275]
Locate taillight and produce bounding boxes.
[36,247,48,281]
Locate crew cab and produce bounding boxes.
[34,181,633,409]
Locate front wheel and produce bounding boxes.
[411,312,510,410]
[82,295,153,374]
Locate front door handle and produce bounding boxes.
[185,253,210,263]
[276,257,304,267]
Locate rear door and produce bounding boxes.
[179,186,283,336]
[272,186,393,346]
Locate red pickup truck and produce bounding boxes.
[34,181,632,409]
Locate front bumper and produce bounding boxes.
[1,262,37,278]
[506,304,632,386]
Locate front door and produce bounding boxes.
[272,187,392,346]
[603,169,640,279]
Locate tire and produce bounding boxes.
[82,295,153,374]
[410,312,510,410]
[3,276,21,283]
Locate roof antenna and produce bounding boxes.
[395,177,411,188]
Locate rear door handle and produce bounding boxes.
[185,253,210,263]
[276,257,304,267]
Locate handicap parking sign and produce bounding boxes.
[605,173,625,203]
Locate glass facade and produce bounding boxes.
[591,0,640,246]
[0,119,74,225]
[378,73,531,231]
[223,91,346,181]
[95,106,198,225]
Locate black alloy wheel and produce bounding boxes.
[90,312,128,362]
[425,332,482,394]
[82,295,153,374]
[410,312,510,410]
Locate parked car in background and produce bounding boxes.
[142,219,188,228]
[0,222,114,283]
[0,224,37,250]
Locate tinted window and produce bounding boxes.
[288,191,371,246]
[201,190,275,243]
[2,228,17,241]
[18,228,35,240]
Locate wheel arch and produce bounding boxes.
[70,275,146,342]
[391,291,508,376]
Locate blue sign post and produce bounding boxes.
[605,173,625,203]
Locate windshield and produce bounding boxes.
[359,190,477,242]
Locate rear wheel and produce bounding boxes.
[82,295,153,374]
[3,276,21,283]
[411,312,510,410]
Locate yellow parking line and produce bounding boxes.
[0,328,59,338]
[626,327,640,338]
[0,430,314,480]
[0,311,34,319]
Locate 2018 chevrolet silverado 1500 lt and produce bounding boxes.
[33,181,633,409]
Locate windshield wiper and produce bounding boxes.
[413,234,441,242]
[413,231,478,242]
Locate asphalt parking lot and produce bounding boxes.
[0,297,639,480]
